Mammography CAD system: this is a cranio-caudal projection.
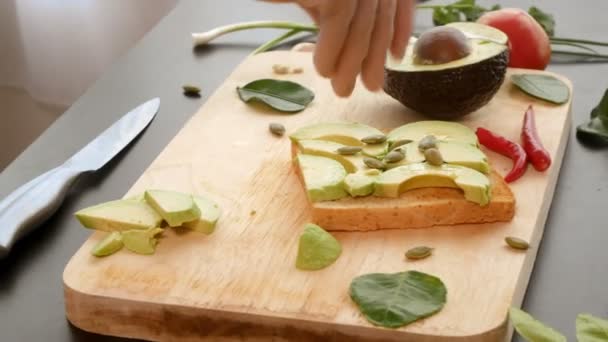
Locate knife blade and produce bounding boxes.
[0,98,160,258]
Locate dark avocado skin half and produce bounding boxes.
[384,49,509,120]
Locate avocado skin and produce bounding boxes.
[383,50,509,120]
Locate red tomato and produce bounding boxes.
[477,8,551,70]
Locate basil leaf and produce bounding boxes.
[432,7,462,26]
[456,0,484,22]
[509,307,566,342]
[528,6,555,37]
[511,74,570,104]
[577,117,608,146]
[237,79,314,113]
[576,313,608,342]
[349,271,447,329]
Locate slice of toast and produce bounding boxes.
[291,144,515,231]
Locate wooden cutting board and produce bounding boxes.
[63,51,572,342]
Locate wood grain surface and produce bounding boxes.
[63,51,572,341]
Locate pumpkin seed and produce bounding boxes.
[405,246,433,260]
[364,157,386,170]
[384,150,405,163]
[505,236,529,250]
[269,123,286,136]
[364,169,382,176]
[337,146,362,155]
[272,64,289,75]
[390,139,413,151]
[418,135,438,151]
[424,148,444,166]
[182,84,201,96]
[361,134,387,145]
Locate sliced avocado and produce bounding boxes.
[296,223,342,271]
[91,231,123,257]
[75,199,163,232]
[374,162,490,206]
[384,22,509,119]
[125,193,145,202]
[344,169,381,197]
[290,122,388,157]
[296,139,364,173]
[297,154,348,202]
[144,190,201,227]
[122,227,164,255]
[387,121,478,146]
[392,141,489,174]
[182,195,221,234]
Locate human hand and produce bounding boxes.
[272,0,415,97]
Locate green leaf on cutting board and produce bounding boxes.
[511,74,570,104]
[577,89,608,146]
[528,6,555,37]
[509,307,566,342]
[236,78,314,113]
[349,271,447,329]
[576,313,608,342]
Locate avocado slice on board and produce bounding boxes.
[296,223,342,271]
[144,190,201,227]
[183,195,221,234]
[75,199,163,232]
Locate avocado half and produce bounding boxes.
[384,22,509,119]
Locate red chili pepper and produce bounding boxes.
[476,127,528,183]
[521,105,551,172]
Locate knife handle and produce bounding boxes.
[0,165,83,258]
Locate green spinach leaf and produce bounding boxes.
[528,6,555,37]
[511,74,570,104]
[237,79,314,113]
[577,117,608,146]
[349,271,447,329]
[576,313,608,342]
[591,89,608,126]
[509,307,566,342]
[577,89,608,146]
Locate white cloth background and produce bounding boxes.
[0,0,178,107]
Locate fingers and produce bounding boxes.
[391,0,415,59]
[313,1,358,78]
[330,0,379,97]
[361,0,397,92]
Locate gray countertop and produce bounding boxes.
[1,0,607,341]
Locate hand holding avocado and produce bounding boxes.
[266,0,415,97]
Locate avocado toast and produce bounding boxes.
[290,121,515,231]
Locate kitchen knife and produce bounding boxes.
[0,97,160,258]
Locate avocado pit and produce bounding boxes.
[414,26,472,65]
